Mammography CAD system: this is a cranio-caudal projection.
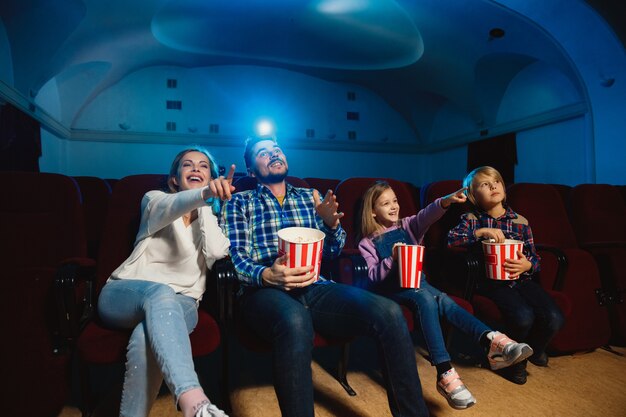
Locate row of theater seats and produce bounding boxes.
[2,172,624,416]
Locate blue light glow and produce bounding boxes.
[256,119,275,137]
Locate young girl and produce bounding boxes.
[448,166,564,384]
[98,147,235,417]
[358,180,533,410]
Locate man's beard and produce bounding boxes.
[254,167,288,184]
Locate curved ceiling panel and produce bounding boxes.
[151,0,423,69]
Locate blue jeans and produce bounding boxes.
[478,277,565,356]
[98,279,201,417]
[391,280,490,366]
[239,282,429,417]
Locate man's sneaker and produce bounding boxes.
[436,368,477,410]
[497,360,528,385]
[195,402,229,417]
[487,332,533,370]
[529,351,549,367]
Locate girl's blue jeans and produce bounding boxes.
[391,279,491,366]
[98,279,201,417]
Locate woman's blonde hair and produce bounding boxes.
[167,146,221,214]
[360,180,395,239]
[462,165,506,209]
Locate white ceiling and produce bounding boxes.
[0,0,622,144]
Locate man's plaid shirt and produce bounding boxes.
[221,183,346,287]
[447,205,540,276]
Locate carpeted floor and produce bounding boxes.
[59,340,626,417]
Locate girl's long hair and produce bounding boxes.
[360,180,394,240]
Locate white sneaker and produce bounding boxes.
[437,368,476,410]
[488,332,533,370]
[195,402,229,417]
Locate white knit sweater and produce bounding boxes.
[108,187,230,300]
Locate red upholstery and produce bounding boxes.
[619,185,626,206]
[74,176,112,259]
[334,177,418,252]
[233,175,309,192]
[0,172,87,416]
[570,184,626,345]
[507,183,610,353]
[548,184,572,214]
[75,174,222,410]
[303,177,341,194]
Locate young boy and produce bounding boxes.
[447,166,564,384]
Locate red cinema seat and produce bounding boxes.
[303,177,341,195]
[0,172,90,417]
[570,184,626,346]
[73,176,112,259]
[506,183,609,353]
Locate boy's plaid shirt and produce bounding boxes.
[221,183,345,287]
[447,205,540,275]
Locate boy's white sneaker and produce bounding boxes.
[488,332,533,370]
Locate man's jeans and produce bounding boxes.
[98,279,201,417]
[239,281,429,417]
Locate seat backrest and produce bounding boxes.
[233,175,309,192]
[0,172,86,417]
[74,176,112,259]
[570,184,626,245]
[506,183,578,248]
[95,174,168,292]
[304,177,341,194]
[420,180,470,250]
[548,184,572,214]
[334,177,417,251]
[0,171,87,266]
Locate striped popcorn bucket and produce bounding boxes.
[277,227,325,281]
[481,239,524,280]
[397,244,424,288]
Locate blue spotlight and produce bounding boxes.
[256,119,275,137]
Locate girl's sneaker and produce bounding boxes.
[195,402,229,417]
[437,368,476,410]
[487,332,533,370]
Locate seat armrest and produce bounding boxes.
[208,257,238,323]
[54,257,97,353]
[535,244,568,291]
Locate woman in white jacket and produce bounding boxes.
[98,147,235,417]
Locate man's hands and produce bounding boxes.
[504,251,532,278]
[441,187,468,208]
[313,189,344,229]
[261,254,316,290]
[203,164,236,201]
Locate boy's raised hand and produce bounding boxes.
[441,187,468,208]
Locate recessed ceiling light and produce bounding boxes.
[489,28,506,39]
